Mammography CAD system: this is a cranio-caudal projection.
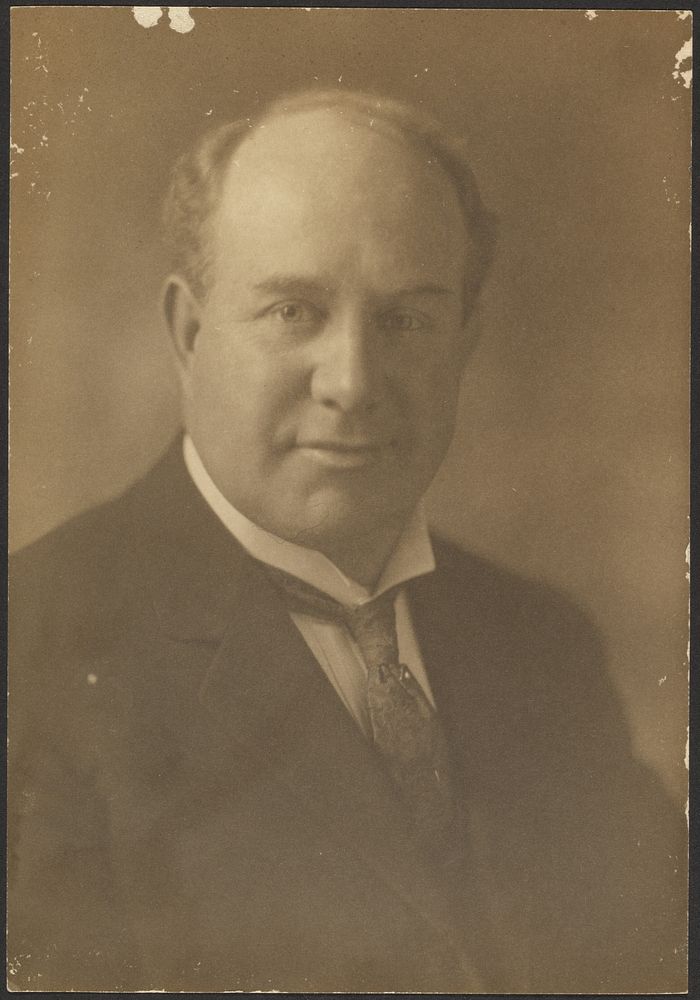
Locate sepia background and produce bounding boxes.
[10,7,690,805]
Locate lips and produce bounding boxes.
[300,440,383,452]
[295,439,391,468]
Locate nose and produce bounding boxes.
[310,310,381,414]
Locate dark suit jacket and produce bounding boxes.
[8,439,686,992]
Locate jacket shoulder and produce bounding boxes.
[11,490,141,648]
[425,536,613,732]
[10,441,189,633]
[430,535,601,643]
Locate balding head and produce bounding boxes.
[162,89,497,314]
[208,106,470,324]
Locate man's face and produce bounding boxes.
[178,109,477,564]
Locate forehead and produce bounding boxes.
[210,109,469,291]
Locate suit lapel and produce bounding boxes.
[408,546,505,782]
[407,549,535,989]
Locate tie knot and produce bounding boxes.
[261,563,400,669]
[343,595,399,671]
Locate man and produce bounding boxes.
[8,90,686,992]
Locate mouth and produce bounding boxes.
[295,440,391,469]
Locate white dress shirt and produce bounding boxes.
[183,436,437,736]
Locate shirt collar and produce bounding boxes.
[183,434,435,607]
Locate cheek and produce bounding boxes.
[402,362,462,459]
[407,353,463,416]
[188,348,237,418]
[189,333,305,436]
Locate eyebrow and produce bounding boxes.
[392,283,458,298]
[252,276,458,299]
[252,276,332,298]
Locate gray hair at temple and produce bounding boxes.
[162,89,498,315]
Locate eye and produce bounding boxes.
[379,308,430,334]
[270,301,320,326]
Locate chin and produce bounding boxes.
[291,487,410,548]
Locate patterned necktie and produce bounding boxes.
[262,563,459,853]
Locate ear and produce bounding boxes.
[162,275,202,374]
